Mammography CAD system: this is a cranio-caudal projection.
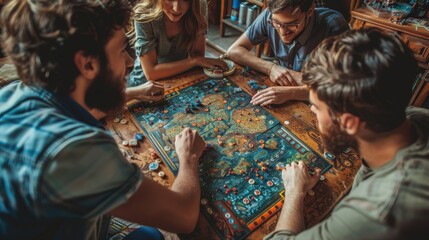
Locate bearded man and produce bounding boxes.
[265,28,429,240]
[0,1,205,239]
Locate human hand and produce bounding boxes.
[269,65,302,86]
[251,86,294,106]
[193,57,229,71]
[175,128,206,167]
[282,161,321,197]
[126,81,164,102]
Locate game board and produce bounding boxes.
[129,77,332,240]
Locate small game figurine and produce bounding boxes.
[247,79,259,91]
[241,66,250,77]
[134,133,145,142]
[233,87,243,93]
[128,139,138,147]
[241,66,256,77]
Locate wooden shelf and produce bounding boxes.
[351,7,429,42]
[219,0,266,57]
[222,18,246,33]
[247,0,263,7]
[351,7,429,108]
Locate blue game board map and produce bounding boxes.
[129,77,331,240]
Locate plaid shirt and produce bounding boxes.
[0,81,142,240]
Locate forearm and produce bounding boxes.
[227,46,273,75]
[145,58,198,81]
[286,86,310,101]
[125,87,141,101]
[171,161,201,227]
[275,192,306,233]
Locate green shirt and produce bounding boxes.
[264,106,429,240]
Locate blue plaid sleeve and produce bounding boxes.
[38,131,143,219]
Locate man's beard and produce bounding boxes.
[85,65,125,114]
[320,123,358,156]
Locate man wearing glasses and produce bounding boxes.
[227,0,349,106]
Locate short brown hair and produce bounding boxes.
[268,0,313,13]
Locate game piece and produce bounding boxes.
[203,60,236,78]
[128,139,138,147]
[134,133,145,142]
[233,87,242,93]
[324,151,336,160]
[247,79,259,90]
[148,162,159,171]
[120,119,128,125]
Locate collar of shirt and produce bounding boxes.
[58,94,105,129]
[31,86,105,129]
[295,13,315,47]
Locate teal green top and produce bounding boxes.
[128,0,208,86]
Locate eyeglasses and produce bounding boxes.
[268,14,306,31]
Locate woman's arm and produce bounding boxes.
[139,35,227,81]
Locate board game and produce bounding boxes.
[129,77,332,240]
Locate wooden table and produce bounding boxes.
[104,66,362,240]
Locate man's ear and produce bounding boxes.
[74,51,99,80]
[339,113,360,135]
[306,3,315,17]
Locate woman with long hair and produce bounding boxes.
[127,0,228,86]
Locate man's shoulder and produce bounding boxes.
[0,81,52,117]
[314,7,346,19]
[343,152,429,221]
[0,82,108,156]
[314,7,348,27]
[311,8,349,38]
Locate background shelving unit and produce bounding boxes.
[219,0,266,57]
[351,6,429,108]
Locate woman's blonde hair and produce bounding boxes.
[128,0,207,55]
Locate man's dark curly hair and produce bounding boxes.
[1,0,130,94]
[302,28,419,133]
